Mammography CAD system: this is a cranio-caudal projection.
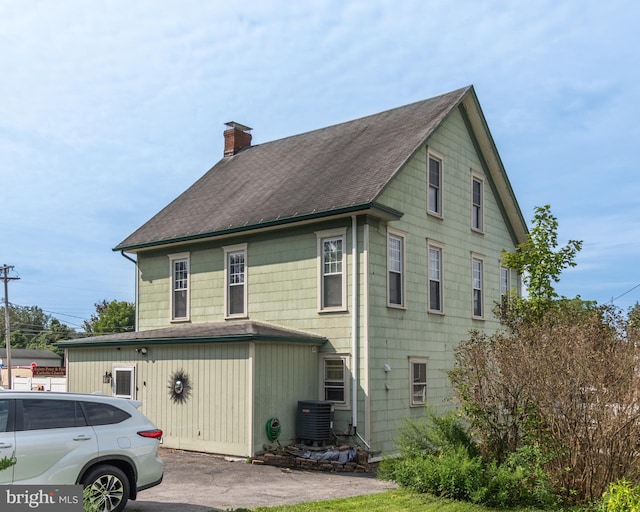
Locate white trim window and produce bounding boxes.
[471,173,484,232]
[387,231,405,307]
[316,229,347,311]
[224,244,247,318]
[321,355,350,409]
[169,253,190,321]
[500,265,510,298]
[410,357,428,406]
[427,151,443,216]
[428,242,444,313]
[113,366,135,399]
[472,256,484,318]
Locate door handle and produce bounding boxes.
[0,443,12,449]
[73,435,92,442]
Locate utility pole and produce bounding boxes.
[1,265,19,389]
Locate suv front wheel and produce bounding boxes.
[82,464,131,512]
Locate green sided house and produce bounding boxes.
[59,85,527,458]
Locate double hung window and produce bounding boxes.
[472,174,484,232]
[410,358,427,406]
[224,244,247,317]
[472,256,484,318]
[317,229,347,311]
[428,152,443,216]
[428,242,443,313]
[321,356,350,409]
[388,232,405,307]
[169,253,190,321]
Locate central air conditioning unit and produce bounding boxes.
[296,400,334,446]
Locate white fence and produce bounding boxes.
[12,376,67,392]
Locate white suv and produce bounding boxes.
[0,391,163,512]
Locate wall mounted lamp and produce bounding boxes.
[136,347,148,356]
[103,371,112,384]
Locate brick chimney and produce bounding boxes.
[224,122,252,156]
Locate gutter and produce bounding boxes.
[114,202,403,253]
[56,334,328,349]
[119,251,139,330]
[351,214,358,435]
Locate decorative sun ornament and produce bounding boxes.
[168,369,192,403]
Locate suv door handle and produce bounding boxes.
[73,435,92,442]
[0,443,12,449]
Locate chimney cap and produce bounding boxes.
[225,121,252,132]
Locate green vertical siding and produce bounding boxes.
[252,343,319,455]
[67,343,251,456]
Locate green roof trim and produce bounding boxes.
[114,201,403,253]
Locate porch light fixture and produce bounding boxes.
[136,347,148,356]
[103,371,112,384]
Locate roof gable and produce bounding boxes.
[116,86,526,251]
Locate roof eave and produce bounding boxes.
[56,334,328,348]
[460,88,528,244]
[114,201,403,253]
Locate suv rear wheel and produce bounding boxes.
[82,464,130,512]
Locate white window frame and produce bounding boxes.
[472,254,485,319]
[471,171,484,233]
[410,357,428,407]
[387,229,406,308]
[169,252,190,322]
[224,243,248,319]
[427,149,444,217]
[112,366,136,399]
[427,241,444,314]
[320,355,351,410]
[316,228,347,312]
[500,264,511,298]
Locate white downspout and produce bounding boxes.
[351,215,358,434]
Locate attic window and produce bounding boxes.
[427,152,443,216]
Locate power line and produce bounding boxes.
[609,282,640,305]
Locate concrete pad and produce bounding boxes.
[126,448,396,511]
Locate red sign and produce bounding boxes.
[32,366,66,377]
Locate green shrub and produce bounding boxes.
[483,444,556,509]
[384,445,485,502]
[601,480,640,512]
[381,410,557,509]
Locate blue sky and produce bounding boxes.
[1,1,639,329]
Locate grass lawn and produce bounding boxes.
[246,489,553,512]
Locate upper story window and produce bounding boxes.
[471,173,484,232]
[428,242,444,313]
[472,255,484,319]
[388,231,405,308]
[224,244,247,318]
[316,229,347,311]
[169,253,190,321]
[427,151,443,216]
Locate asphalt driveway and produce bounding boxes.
[127,448,396,511]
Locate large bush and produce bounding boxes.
[449,303,640,503]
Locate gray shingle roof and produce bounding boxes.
[115,86,472,251]
[56,320,327,347]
